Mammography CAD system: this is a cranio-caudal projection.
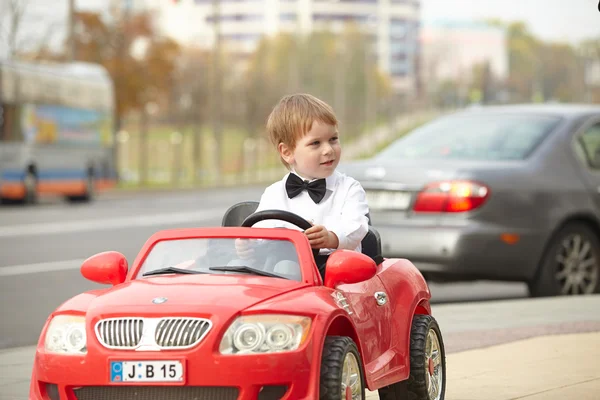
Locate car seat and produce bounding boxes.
[221,201,383,265]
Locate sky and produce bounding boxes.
[420,0,600,44]
[1,0,599,58]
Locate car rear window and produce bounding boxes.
[376,113,562,161]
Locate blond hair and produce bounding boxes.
[266,93,338,168]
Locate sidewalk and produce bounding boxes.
[438,332,600,400]
[2,295,599,400]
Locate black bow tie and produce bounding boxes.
[285,173,327,203]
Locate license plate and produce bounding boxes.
[110,360,184,382]
[366,190,411,210]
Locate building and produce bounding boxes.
[147,0,421,93]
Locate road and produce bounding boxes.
[0,186,528,349]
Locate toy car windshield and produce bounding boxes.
[136,238,302,281]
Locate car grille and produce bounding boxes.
[95,318,144,348]
[155,318,211,348]
[73,385,287,400]
[95,317,212,350]
[73,386,239,400]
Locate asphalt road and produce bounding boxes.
[0,186,528,349]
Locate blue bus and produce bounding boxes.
[0,60,116,204]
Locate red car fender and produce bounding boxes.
[53,290,108,314]
[33,289,103,351]
[376,258,432,381]
[244,286,368,392]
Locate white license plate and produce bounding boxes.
[110,360,184,382]
[366,190,412,210]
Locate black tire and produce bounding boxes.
[407,315,446,400]
[67,171,95,203]
[320,336,365,400]
[529,222,600,297]
[22,170,38,205]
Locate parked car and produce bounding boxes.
[339,104,600,297]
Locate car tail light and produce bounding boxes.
[413,180,490,213]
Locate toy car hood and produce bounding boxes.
[60,275,309,321]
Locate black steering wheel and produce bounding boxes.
[241,210,321,258]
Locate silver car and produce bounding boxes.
[340,104,600,297]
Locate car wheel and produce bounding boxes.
[529,222,600,297]
[320,336,365,400]
[67,171,95,203]
[23,171,38,205]
[407,315,446,400]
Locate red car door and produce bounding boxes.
[335,275,393,374]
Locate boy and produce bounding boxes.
[237,93,369,279]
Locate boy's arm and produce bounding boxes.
[324,180,369,251]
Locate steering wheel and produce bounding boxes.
[241,210,321,258]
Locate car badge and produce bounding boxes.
[152,297,168,304]
[365,166,386,180]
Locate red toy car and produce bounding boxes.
[30,205,446,400]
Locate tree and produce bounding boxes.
[505,22,540,102]
[73,10,180,122]
[241,26,393,143]
[538,42,585,102]
[579,38,600,103]
[0,0,61,61]
[0,0,28,60]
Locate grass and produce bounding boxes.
[114,110,439,190]
[116,124,285,187]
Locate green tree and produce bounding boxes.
[242,26,393,143]
[505,22,540,102]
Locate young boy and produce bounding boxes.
[237,93,369,279]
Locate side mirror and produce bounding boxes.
[81,251,128,286]
[323,250,377,288]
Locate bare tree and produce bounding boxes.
[0,0,30,60]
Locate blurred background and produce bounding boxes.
[2,0,599,190]
[1,0,600,353]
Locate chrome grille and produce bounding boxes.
[95,318,144,349]
[155,318,211,348]
[94,317,212,350]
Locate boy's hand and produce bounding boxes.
[235,239,255,260]
[305,225,339,249]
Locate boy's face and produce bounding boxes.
[279,120,341,180]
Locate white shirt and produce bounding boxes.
[253,170,370,254]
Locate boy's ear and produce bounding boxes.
[278,142,294,165]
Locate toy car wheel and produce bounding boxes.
[320,336,365,400]
[408,315,446,400]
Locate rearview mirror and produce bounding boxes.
[323,250,377,288]
[81,251,128,286]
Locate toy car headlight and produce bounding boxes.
[219,314,311,355]
[44,315,87,355]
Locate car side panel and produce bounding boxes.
[365,258,432,388]
[245,287,372,394]
[337,276,394,387]
[247,282,408,392]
